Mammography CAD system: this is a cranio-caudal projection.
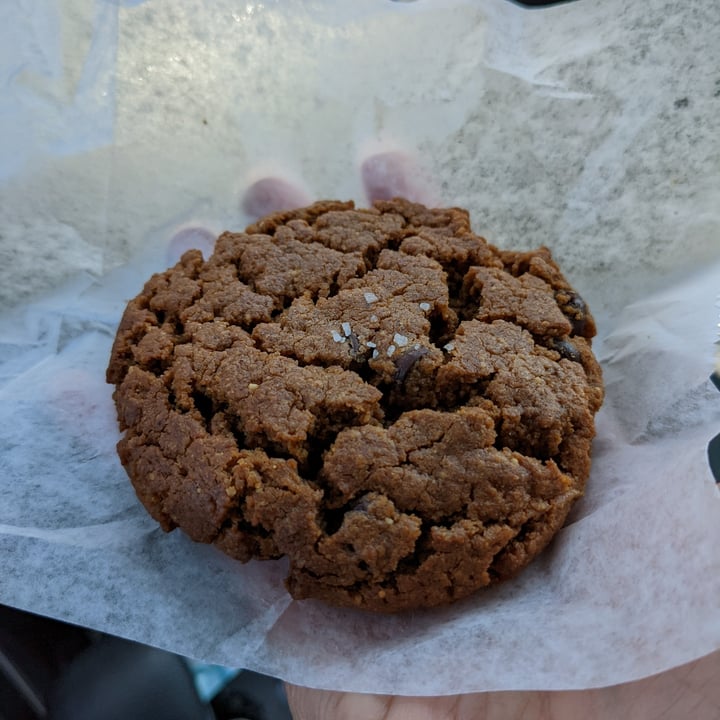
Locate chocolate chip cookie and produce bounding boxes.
[107,199,603,612]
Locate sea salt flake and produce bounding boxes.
[419,302,431,312]
[332,330,345,343]
[364,291,378,304]
[393,333,409,347]
[341,321,352,337]
[443,341,455,352]
[387,344,396,357]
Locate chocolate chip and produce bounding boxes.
[567,292,587,315]
[350,495,373,513]
[565,291,586,313]
[551,338,581,363]
[393,346,430,384]
[348,332,361,355]
[558,290,588,335]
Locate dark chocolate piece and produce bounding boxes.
[551,338,582,363]
[393,346,430,384]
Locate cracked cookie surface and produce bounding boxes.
[107,199,603,612]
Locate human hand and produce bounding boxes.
[286,649,720,720]
[219,158,718,720]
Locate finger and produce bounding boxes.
[166,226,216,265]
[287,650,720,720]
[241,176,312,220]
[286,686,392,720]
[360,151,438,206]
[573,649,720,720]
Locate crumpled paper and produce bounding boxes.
[1,0,719,696]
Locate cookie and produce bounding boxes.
[107,199,603,612]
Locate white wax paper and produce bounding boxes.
[1,0,719,695]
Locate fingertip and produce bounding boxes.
[166,226,216,265]
[242,177,312,220]
[360,151,438,207]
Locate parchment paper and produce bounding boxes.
[1,0,719,695]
